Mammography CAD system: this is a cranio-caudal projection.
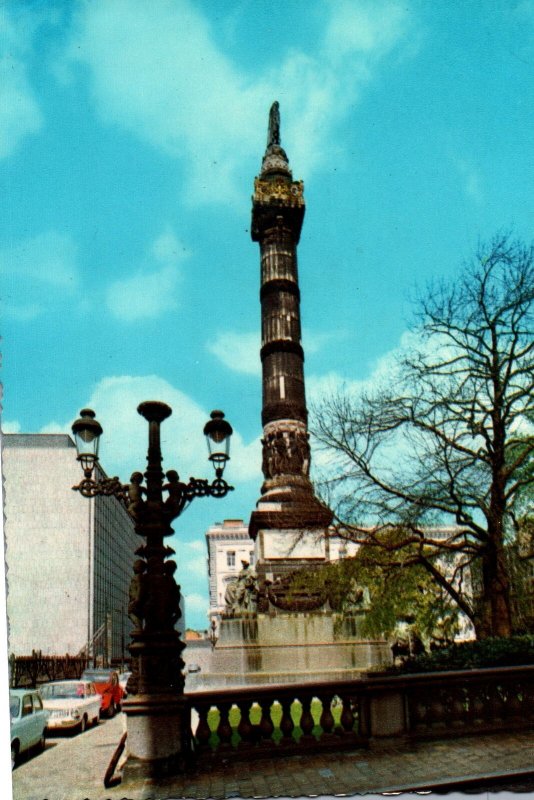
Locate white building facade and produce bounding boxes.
[205,520,256,625]
[205,519,360,624]
[3,433,140,662]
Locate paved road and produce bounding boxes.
[11,713,534,799]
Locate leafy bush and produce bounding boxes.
[386,635,534,673]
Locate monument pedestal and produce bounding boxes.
[189,612,391,690]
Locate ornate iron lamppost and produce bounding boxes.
[71,401,233,777]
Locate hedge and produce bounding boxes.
[387,635,534,673]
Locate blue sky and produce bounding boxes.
[2,0,534,629]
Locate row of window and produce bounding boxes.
[226,550,255,567]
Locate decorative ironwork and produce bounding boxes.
[72,456,234,524]
[73,467,232,515]
[72,475,127,500]
[71,400,233,773]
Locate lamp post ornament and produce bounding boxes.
[71,401,233,776]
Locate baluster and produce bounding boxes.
[450,688,467,728]
[237,699,254,748]
[216,702,233,748]
[299,694,315,739]
[473,685,490,725]
[471,686,486,726]
[340,695,355,734]
[279,697,294,743]
[429,689,446,729]
[490,684,505,723]
[507,683,523,721]
[258,698,275,744]
[409,692,429,732]
[319,692,335,740]
[194,704,212,749]
[524,685,534,721]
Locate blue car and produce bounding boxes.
[10,689,48,770]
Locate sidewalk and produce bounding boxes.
[11,713,534,800]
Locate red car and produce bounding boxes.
[80,670,124,718]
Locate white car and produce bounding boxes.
[40,680,101,734]
[10,689,48,770]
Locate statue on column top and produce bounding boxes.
[267,101,281,147]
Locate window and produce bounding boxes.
[22,695,33,717]
[249,552,255,565]
[227,551,235,568]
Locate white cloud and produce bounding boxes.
[181,541,208,579]
[303,328,349,355]
[207,331,260,376]
[0,10,43,159]
[2,303,41,322]
[0,231,79,290]
[187,540,206,553]
[324,0,411,60]
[61,0,413,205]
[1,420,21,434]
[65,373,261,484]
[39,421,68,434]
[208,327,347,375]
[106,264,180,321]
[184,592,209,617]
[0,231,80,318]
[455,158,484,205]
[307,329,435,407]
[105,229,187,321]
[184,556,208,580]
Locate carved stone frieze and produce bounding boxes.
[261,426,310,479]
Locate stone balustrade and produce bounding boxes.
[189,679,367,759]
[187,664,534,761]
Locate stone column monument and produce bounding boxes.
[249,101,333,586]
[196,105,391,689]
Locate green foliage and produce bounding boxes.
[313,233,534,638]
[286,535,461,644]
[387,635,534,673]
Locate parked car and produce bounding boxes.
[80,669,124,717]
[10,688,48,770]
[40,680,101,734]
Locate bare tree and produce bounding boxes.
[313,233,534,638]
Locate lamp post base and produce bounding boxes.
[121,694,191,781]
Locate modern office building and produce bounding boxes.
[3,433,141,663]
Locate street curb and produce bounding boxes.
[375,767,534,794]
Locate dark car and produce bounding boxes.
[80,669,123,718]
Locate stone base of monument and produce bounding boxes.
[121,694,191,779]
[187,612,391,690]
